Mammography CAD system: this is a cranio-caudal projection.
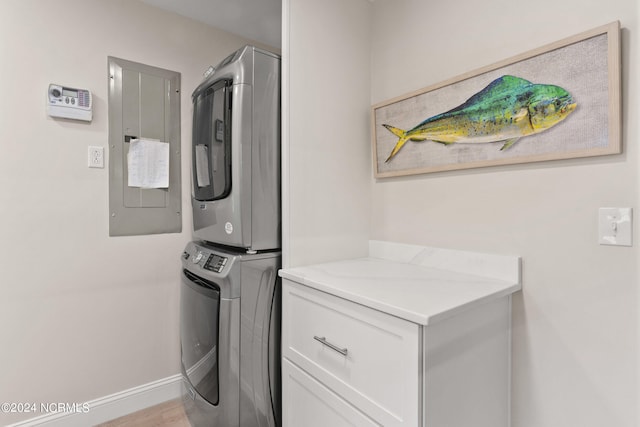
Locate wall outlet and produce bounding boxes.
[88,146,104,168]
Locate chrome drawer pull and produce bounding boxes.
[313,336,348,356]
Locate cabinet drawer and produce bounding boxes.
[282,359,378,427]
[282,279,420,427]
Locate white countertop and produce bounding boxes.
[279,241,521,325]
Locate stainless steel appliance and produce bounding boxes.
[191,45,280,252]
[181,45,282,427]
[181,242,281,427]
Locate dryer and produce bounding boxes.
[191,45,280,252]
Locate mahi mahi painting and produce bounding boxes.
[383,75,577,162]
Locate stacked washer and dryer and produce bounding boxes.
[180,46,281,427]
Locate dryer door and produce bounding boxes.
[181,269,221,405]
[192,79,232,202]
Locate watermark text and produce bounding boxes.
[1,402,90,414]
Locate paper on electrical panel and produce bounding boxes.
[127,138,170,188]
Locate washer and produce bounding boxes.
[181,241,281,427]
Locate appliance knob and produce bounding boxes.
[51,88,61,98]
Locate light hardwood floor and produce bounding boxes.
[94,399,191,427]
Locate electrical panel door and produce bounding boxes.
[108,57,181,236]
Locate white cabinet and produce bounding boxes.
[282,280,420,427]
[280,241,521,427]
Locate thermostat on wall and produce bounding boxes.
[47,83,92,122]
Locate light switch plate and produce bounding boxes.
[598,207,632,246]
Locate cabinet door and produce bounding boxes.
[282,360,379,427]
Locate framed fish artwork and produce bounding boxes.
[372,21,621,178]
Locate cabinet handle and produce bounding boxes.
[313,336,348,356]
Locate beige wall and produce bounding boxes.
[286,0,638,425]
[0,1,255,424]
[370,0,639,426]
[283,0,372,268]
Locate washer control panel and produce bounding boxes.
[183,243,231,274]
[204,254,228,273]
[192,251,204,264]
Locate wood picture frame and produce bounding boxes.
[372,21,621,178]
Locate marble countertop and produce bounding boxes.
[279,240,521,325]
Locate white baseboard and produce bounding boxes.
[6,374,183,427]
